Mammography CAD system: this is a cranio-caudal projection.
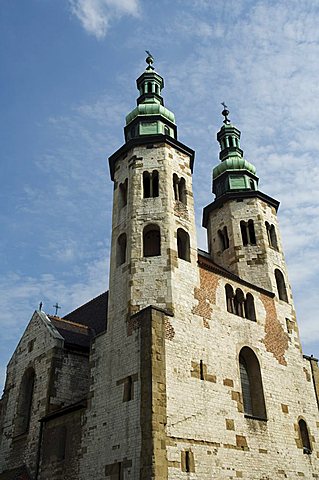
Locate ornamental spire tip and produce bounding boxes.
[145,50,154,70]
[221,102,230,124]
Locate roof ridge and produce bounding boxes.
[49,315,91,331]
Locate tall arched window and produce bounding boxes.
[143,224,161,257]
[299,419,312,454]
[275,269,288,302]
[15,367,35,436]
[245,293,256,321]
[116,233,127,266]
[164,125,170,135]
[239,347,266,419]
[225,284,235,313]
[177,228,190,261]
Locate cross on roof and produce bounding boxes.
[53,302,61,316]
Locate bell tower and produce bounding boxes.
[107,54,198,326]
[203,106,292,300]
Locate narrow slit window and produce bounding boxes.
[116,233,127,266]
[123,376,133,402]
[119,179,128,209]
[200,360,205,380]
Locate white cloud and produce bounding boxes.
[69,0,140,38]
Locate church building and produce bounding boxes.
[1,55,319,479]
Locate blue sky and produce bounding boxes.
[1,0,319,391]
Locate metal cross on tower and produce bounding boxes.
[53,302,61,316]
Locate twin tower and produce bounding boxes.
[108,55,289,320]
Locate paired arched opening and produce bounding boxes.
[177,228,190,262]
[15,367,35,436]
[299,419,312,454]
[143,170,159,198]
[275,269,288,302]
[116,233,127,266]
[240,220,256,246]
[225,285,256,321]
[239,347,266,419]
[265,222,278,250]
[143,224,161,257]
[173,174,187,204]
[218,226,229,251]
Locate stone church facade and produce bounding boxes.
[1,56,319,479]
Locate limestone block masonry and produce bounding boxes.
[1,58,319,480]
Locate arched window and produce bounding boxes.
[143,171,159,198]
[164,125,170,135]
[225,284,235,313]
[177,228,190,262]
[173,174,187,204]
[239,347,266,419]
[249,179,255,190]
[266,222,278,250]
[15,367,35,436]
[299,419,312,454]
[119,179,128,209]
[116,233,127,266]
[275,269,288,302]
[146,82,152,93]
[240,220,256,246]
[143,224,161,257]
[245,293,256,321]
[234,288,245,317]
[218,226,229,251]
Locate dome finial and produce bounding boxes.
[221,102,230,124]
[145,50,154,70]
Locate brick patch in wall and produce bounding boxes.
[261,295,288,366]
[192,267,219,321]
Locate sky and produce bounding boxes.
[1,0,319,392]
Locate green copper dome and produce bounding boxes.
[212,105,259,198]
[213,157,256,179]
[126,103,175,125]
[124,54,177,142]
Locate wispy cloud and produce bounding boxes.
[69,0,140,38]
